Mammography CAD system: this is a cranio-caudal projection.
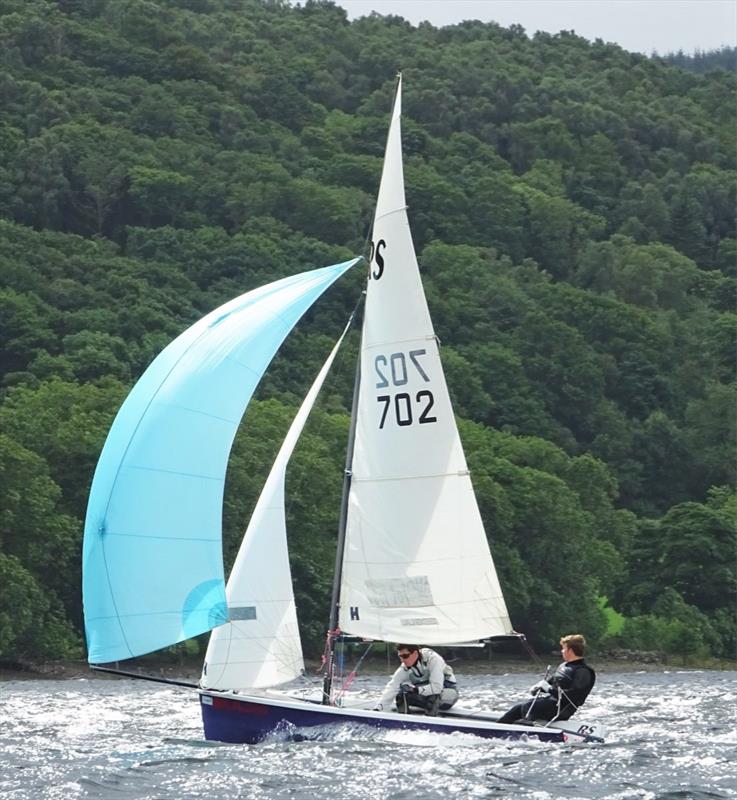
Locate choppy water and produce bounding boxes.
[1,670,735,800]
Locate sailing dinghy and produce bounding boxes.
[83,77,604,745]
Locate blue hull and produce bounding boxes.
[199,692,566,744]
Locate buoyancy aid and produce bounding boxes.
[550,658,596,712]
[405,648,456,694]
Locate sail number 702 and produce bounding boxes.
[375,349,437,428]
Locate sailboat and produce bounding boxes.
[83,77,604,745]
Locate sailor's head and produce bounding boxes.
[396,644,420,667]
[560,634,586,659]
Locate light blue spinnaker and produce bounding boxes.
[83,260,358,664]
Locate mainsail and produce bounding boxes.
[201,321,353,690]
[83,260,357,664]
[338,77,512,644]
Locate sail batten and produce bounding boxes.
[83,260,358,665]
[351,470,471,482]
[374,207,408,221]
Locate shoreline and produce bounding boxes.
[2,654,734,683]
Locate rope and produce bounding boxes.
[334,641,374,702]
[318,627,341,674]
[513,631,545,668]
[524,664,551,719]
[283,290,364,526]
[317,627,342,704]
[540,685,581,727]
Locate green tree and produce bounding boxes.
[128,165,195,227]
[521,188,605,279]
[0,553,80,660]
[0,289,55,378]
[658,493,737,613]
[0,378,127,517]
[684,382,737,494]
[0,433,81,640]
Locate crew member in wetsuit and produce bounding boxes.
[374,644,459,716]
[497,634,596,724]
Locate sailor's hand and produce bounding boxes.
[373,704,383,711]
[399,682,417,694]
[530,679,551,694]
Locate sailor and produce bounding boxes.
[497,634,596,724]
[374,644,459,716]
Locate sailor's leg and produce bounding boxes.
[496,700,533,724]
[498,697,561,724]
[526,697,560,721]
[396,691,440,715]
[439,686,458,710]
[394,691,411,713]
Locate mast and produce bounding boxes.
[322,333,362,704]
[322,74,403,705]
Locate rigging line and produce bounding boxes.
[539,685,583,726]
[334,641,375,702]
[514,632,545,668]
[282,290,365,525]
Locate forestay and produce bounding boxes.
[202,321,353,690]
[338,77,511,644]
[83,260,357,665]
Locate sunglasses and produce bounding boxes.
[397,651,414,660]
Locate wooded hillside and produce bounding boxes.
[0,0,734,663]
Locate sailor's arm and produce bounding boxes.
[375,667,403,710]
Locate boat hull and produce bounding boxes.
[199,691,568,744]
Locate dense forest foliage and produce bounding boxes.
[660,46,737,74]
[0,0,734,665]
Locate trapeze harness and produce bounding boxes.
[545,658,596,721]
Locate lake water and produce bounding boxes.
[1,670,735,799]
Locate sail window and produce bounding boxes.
[365,576,434,607]
[228,606,257,621]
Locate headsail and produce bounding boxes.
[338,77,512,644]
[201,320,353,690]
[83,260,357,664]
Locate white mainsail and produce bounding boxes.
[338,76,512,644]
[202,325,351,690]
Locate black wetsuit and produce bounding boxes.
[497,658,596,724]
